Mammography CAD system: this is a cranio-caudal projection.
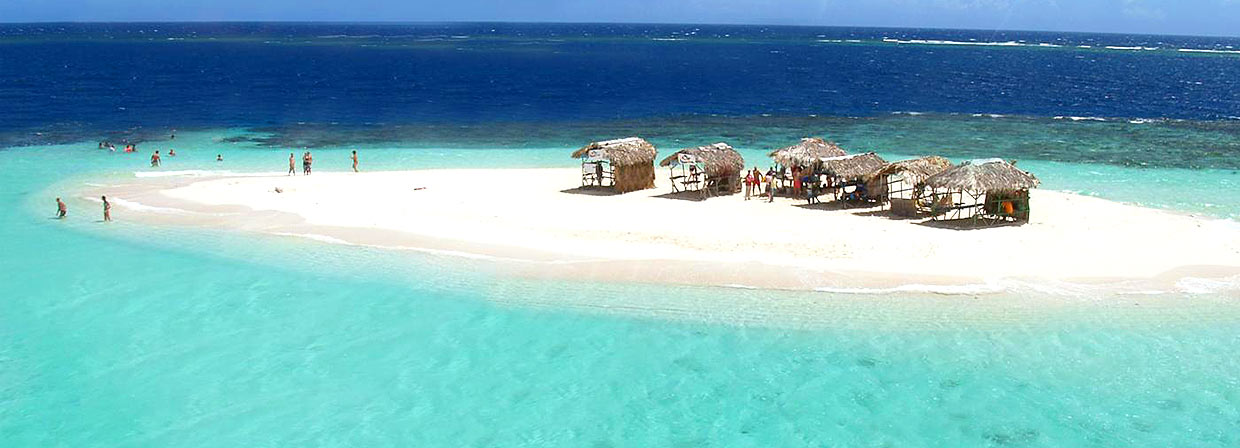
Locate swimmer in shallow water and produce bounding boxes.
[216,154,223,162]
[102,196,111,222]
[56,197,67,219]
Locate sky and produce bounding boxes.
[2,0,1240,37]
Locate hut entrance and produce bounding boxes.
[581,156,613,188]
[659,143,745,199]
[872,156,953,217]
[814,152,887,206]
[667,155,705,193]
[887,173,917,215]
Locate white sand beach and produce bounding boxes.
[89,168,1240,293]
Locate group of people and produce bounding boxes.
[288,150,359,175]
[744,165,833,204]
[54,196,110,222]
[98,141,140,153]
[59,145,361,223]
[743,167,780,203]
[292,151,313,175]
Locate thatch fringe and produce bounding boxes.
[872,156,953,183]
[923,158,1040,193]
[572,137,657,193]
[769,137,846,167]
[819,152,888,180]
[658,142,745,178]
[571,137,658,165]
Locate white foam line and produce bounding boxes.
[1178,48,1240,55]
[883,38,1025,47]
[1118,290,1169,296]
[268,231,546,263]
[133,170,287,178]
[107,197,188,214]
[1175,277,1240,294]
[815,282,1005,295]
[270,232,351,245]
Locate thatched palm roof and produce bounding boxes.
[923,158,1040,193]
[873,156,953,182]
[769,137,846,167]
[658,142,744,177]
[819,152,888,179]
[571,137,657,166]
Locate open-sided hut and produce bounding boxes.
[658,142,745,197]
[922,158,1039,225]
[818,152,888,202]
[872,156,953,216]
[768,137,848,196]
[570,137,657,193]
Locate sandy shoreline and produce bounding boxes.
[81,168,1240,295]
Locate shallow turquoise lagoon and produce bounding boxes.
[3,129,1239,447]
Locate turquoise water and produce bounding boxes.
[3,125,1240,447]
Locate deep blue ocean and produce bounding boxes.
[3,23,1240,447]
[3,23,1240,140]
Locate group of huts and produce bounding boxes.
[572,136,1040,226]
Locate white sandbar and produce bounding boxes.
[90,168,1240,294]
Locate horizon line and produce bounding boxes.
[0,19,1238,40]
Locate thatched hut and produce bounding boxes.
[818,152,888,202]
[923,158,1040,225]
[571,137,657,193]
[769,137,847,168]
[767,137,848,197]
[872,156,953,216]
[819,152,887,180]
[659,142,745,196]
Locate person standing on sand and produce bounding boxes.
[765,169,776,203]
[150,150,161,167]
[791,166,802,197]
[288,153,296,176]
[351,150,359,172]
[756,167,766,195]
[102,196,111,222]
[56,197,67,218]
[744,169,754,200]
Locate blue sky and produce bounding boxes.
[3,0,1239,37]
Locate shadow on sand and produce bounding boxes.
[559,186,621,196]
[653,191,709,202]
[851,209,924,221]
[914,218,1027,230]
[794,200,882,212]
